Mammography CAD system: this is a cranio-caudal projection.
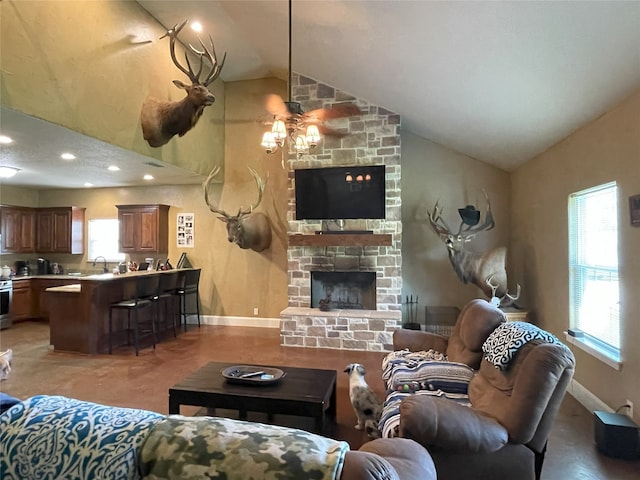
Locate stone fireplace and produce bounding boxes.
[280,73,402,352]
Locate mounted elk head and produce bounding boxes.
[140,20,226,147]
[203,166,272,252]
[427,191,520,306]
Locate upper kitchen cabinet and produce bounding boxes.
[0,206,36,253]
[36,207,86,254]
[116,204,169,254]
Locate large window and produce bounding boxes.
[87,219,125,263]
[568,182,620,360]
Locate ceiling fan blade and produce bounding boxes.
[265,94,289,117]
[305,103,361,121]
[317,125,348,138]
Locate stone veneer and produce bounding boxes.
[281,73,402,351]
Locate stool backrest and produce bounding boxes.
[136,274,160,299]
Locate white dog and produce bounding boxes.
[344,363,382,438]
[0,349,13,381]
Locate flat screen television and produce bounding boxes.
[294,165,386,220]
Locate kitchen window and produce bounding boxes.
[568,182,620,368]
[88,219,125,263]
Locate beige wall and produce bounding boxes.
[510,90,640,422]
[401,131,511,311]
[0,77,290,320]
[1,0,224,176]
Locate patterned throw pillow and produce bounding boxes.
[0,395,163,480]
[482,321,566,371]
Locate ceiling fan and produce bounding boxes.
[261,0,361,156]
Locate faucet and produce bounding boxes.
[92,256,108,274]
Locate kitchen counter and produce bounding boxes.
[43,269,195,354]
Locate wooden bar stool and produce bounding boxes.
[176,268,201,331]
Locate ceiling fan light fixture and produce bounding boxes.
[305,125,320,147]
[261,131,278,154]
[294,135,309,153]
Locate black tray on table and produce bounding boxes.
[221,365,286,385]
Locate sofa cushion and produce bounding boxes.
[0,395,163,480]
[139,415,350,480]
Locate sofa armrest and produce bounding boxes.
[399,395,508,454]
[342,438,436,480]
[393,329,449,354]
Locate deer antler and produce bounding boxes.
[460,189,495,240]
[202,165,228,218]
[427,201,454,239]
[161,20,226,86]
[486,274,521,307]
[237,168,268,216]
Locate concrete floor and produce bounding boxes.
[1,320,638,479]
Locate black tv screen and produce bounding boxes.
[294,165,386,220]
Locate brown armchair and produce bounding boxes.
[393,298,507,370]
[392,305,576,480]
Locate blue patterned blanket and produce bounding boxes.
[0,395,163,480]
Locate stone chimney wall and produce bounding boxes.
[281,73,403,351]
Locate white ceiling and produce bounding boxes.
[1,0,639,189]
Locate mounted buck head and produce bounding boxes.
[427,191,520,306]
[140,20,226,147]
[203,166,272,252]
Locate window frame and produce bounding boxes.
[87,218,125,264]
[567,181,621,369]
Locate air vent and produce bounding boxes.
[143,161,165,168]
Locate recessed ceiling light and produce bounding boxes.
[143,174,154,181]
[0,135,13,144]
[84,182,94,187]
[0,166,19,178]
[108,165,120,171]
[61,153,76,160]
[191,21,203,33]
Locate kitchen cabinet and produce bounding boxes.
[0,206,36,253]
[10,278,32,320]
[36,207,86,254]
[116,204,169,254]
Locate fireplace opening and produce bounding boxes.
[311,271,376,310]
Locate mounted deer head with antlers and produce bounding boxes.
[427,191,520,306]
[140,20,226,147]
[203,166,272,252]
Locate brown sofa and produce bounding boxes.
[390,299,575,480]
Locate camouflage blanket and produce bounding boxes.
[139,415,350,480]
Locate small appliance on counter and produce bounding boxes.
[14,260,30,276]
[37,258,52,275]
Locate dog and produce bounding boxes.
[0,349,13,381]
[344,363,382,438]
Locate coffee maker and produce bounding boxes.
[37,258,51,275]
[14,260,30,276]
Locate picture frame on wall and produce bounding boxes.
[630,194,640,227]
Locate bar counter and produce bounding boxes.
[43,269,194,355]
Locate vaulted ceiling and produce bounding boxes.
[1,1,639,189]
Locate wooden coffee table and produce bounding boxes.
[168,362,337,433]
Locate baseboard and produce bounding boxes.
[185,315,280,329]
[568,378,612,414]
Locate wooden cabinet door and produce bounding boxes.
[19,209,36,252]
[1,207,21,252]
[1,207,35,253]
[52,209,71,252]
[118,209,137,252]
[10,279,32,320]
[36,210,54,252]
[138,207,159,251]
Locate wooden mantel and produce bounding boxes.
[288,233,392,247]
